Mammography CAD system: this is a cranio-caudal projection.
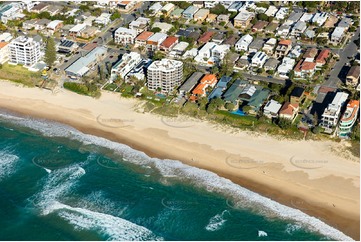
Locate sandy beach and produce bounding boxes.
[0,80,359,240]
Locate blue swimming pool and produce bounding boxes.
[231,109,245,116]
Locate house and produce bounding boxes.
[304,29,316,39]
[264,58,279,71]
[263,99,282,118]
[135,31,154,47]
[277,57,295,78]
[247,89,270,115]
[303,47,318,62]
[208,76,232,100]
[194,9,209,22]
[228,2,244,12]
[262,38,277,56]
[234,56,250,71]
[315,49,330,67]
[149,2,162,15]
[183,6,199,19]
[275,7,288,20]
[277,24,291,38]
[147,59,183,93]
[204,1,219,9]
[224,35,240,46]
[47,20,63,34]
[210,44,230,64]
[191,74,218,100]
[294,59,317,78]
[291,21,307,36]
[274,39,292,59]
[80,26,99,39]
[212,32,225,44]
[69,24,87,37]
[94,13,111,25]
[65,46,107,77]
[264,6,278,17]
[30,2,47,13]
[0,33,12,42]
[110,52,142,80]
[152,22,173,34]
[251,51,268,68]
[193,1,204,8]
[290,87,305,104]
[346,66,360,87]
[338,17,353,29]
[235,34,253,52]
[285,12,303,26]
[198,31,214,44]
[234,10,255,29]
[160,36,178,52]
[265,22,279,33]
[338,100,360,138]
[223,79,249,104]
[320,92,349,131]
[23,19,50,31]
[178,71,204,96]
[252,21,269,32]
[159,3,175,16]
[299,13,314,22]
[311,12,328,26]
[324,14,338,28]
[57,39,78,54]
[249,38,265,53]
[182,48,198,59]
[288,45,303,59]
[146,32,168,51]
[169,41,189,56]
[45,5,63,16]
[206,13,217,23]
[279,102,299,121]
[170,8,184,19]
[331,27,346,43]
[217,14,230,25]
[129,17,150,35]
[0,42,9,64]
[115,27,137,45]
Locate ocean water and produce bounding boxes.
[0,110,352,241]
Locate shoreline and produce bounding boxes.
[0,81,359,240]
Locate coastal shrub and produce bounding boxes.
[63,82,100,97]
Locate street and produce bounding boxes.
[324,27,360,88]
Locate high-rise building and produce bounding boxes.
[9,36,41,66]
[147,59,183,93]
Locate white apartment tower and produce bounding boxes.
[147,59,183,93]
[9,36,41,66]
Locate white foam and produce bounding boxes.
[205,210,228,231]
[46,201,162,241]
[0,149,19,180]
[285,223,302,235]
[258,230,268,237]
[2,111,354,241]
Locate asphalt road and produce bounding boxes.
[323,27,360,88]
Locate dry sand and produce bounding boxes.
[0,81,359,239]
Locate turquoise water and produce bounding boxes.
[0,110,351,241]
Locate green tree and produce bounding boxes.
[110,11,121,21]
[44,37,56,67]
[225,102,235,111]
[198,97,209,110]
[242,105,252,113]
[151,27,161,33]
[206,102,217,114]
[278,117,292,129]
[257,13,268,21]
[210,4,228,15]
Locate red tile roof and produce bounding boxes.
[279,102,299,115]
[160,36,178,48]
[192,74,217,96]
[0,42,8,48]
[315,49,330,64]
[294,59,316,72]
[198,31,214,43]
[278,39,292,46]
[135,31,154,41]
